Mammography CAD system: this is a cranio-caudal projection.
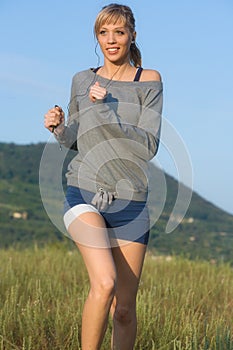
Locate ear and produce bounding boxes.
[132,31,137,42]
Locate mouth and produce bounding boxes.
[106,47,120,54]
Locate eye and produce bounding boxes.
[116,30,125,35]
[99,30,106,35]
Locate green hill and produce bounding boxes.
[0,142,233,263]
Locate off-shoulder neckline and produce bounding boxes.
[88,68,162,86]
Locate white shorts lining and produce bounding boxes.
[63,204,100,230]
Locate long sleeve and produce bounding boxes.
[54,77,79,150]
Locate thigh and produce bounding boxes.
[111,242,147,309]
[64,186,110,249]
[69,212,116,285]
[68,210,110,249]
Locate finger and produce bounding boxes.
[54,105,63,113]
[51,107,62,116]
[44,113,59,123]
[90,93,104,101]
[89,94,96,102]
[44,119,55,131]
[44,114,61,129]
[91,90,104,98]
[90,86,107,98]
[90,84,105,93]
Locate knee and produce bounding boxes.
[113,304,136,325]
[90,277,116,301]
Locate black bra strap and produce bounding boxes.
[93,66,101,73]
[93,66,143,81]
[134,67,143,81]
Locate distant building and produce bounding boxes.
[10,211,28,220]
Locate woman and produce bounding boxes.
[44,3,163,349]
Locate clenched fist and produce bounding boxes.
[44,105,65,133]
[89,82,107,102]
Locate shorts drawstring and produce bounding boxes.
[91,187,117,211]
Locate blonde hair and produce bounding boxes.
[94,3,142,67]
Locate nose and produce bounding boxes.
[107,32,116,44]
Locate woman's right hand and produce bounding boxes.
[89,82,107,102]
[44,106,65,133]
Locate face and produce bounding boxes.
[97,21,134,64]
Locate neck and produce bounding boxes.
[101,61,133,81]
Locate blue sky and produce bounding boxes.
[0,0,233,215]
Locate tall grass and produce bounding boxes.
[0,245,232,350]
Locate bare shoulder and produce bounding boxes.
[141,69,162,82]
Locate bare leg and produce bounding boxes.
[110,241,147,350]
[68,212,117,350]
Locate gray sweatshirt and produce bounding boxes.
[56,68,163,201]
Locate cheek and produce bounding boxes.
[122,37,131,48]
[124,41,131,53]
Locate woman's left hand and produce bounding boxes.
[89,82,107,102]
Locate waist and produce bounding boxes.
[67,177,148,202]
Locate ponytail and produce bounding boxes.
[130,42,142,68]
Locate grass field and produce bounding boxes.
[0,245,233,350]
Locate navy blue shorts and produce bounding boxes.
[64,186,150,245]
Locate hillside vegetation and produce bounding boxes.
[0,142,233,263]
